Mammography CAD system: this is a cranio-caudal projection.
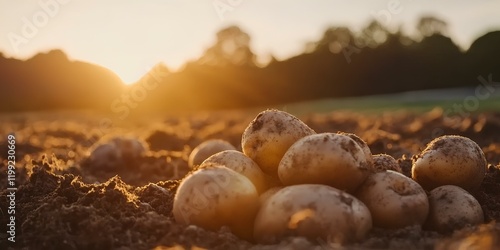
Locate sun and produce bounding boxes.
[122,81,136,86]
[112,65,149,85]
[117,69,144,85]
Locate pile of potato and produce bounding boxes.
[173,110,487,244]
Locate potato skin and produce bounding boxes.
[425,185,484,232]
[372,154,402,173]
[172,166,259,240]
[254,184,372,244]
[241,109,315,177]
[412,135,487,191]
[355,170,429,229]
[200,150,269,194]
[339,132,373,166]
[278,133,372,193]
[188,139,236,168]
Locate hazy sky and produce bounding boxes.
[1,0,499,84]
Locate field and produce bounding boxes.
[1,94,500,249]
[278,87,500,115]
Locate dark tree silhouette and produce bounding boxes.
[357,20,390,48]
[417,16,448,38]
[313,26,354,53]
[466,31,500,79]
[197,25,256,67]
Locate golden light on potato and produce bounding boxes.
[355,170,429,229]
[426,185,484,232]
[200,150,269,194]
[172,165,259,240]
[254,184,372,244]
[188,139,236,168]
[412,135,487,191]
[241,109,315,177]
[278,133,372,193]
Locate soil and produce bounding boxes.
[1,108,499,250]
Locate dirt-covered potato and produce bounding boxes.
[426,185,484,232]
[278,133,372,193]
[241,109,315,177]
[340,132,373,165]
[200,150,269,194]
[254,184,372,244]
[188,139,236,168]
[355,170,429,229]
[172,165,259,240]
[412,135,487,191]
[373,154,402,173]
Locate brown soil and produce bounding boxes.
[1,108,499,250]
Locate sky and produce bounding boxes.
[0,0,499,84]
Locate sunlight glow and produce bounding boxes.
[0,0,498,85]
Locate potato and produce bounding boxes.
[425,185,484,232]
[172,165,259,240]
[355,170,429,229]
[241,109,315,177]
[278,133,372,193]
[254,184,372,244]
[372,154,402,173]
[188,139,236,168]
[412,135,487,191]
[339,132,373,165]
[200,150,269,194]
[88,136,146,167]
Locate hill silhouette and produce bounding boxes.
[0,16,499,113]
[0,49,124,112]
